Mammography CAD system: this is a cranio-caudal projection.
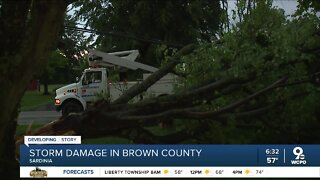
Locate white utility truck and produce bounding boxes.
[55,49,175,116]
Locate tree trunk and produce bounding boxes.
[0,1,69,178]
[113,44,195,104]
[0,109,19,179]
[43,69,50,95]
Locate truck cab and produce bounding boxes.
[55,68,107,116]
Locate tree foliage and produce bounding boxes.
[72,0,223,66]
[61,12,92,68]
[178,0,320,143]
[46,50,69,83]
[39,50,69,95]
[297,0,320,14]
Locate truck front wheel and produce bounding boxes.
[62,101,82,116]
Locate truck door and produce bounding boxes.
[80,71,104,103]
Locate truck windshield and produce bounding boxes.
[82,71,102,85]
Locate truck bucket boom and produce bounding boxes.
[88,49,158,73]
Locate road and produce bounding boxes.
[18,111,62,125]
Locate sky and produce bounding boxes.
[272,0,298,15]
[225,0,299,27]
[228,0,298,15]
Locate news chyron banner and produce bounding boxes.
[20,136,320,178]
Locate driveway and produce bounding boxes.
[18,111,62,125]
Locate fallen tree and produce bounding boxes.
[15,43,290,147]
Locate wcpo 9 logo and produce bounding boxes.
[291,147,307,165]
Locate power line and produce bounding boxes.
[64,26,184,49]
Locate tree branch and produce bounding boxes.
[180,76,288,119]
[118,83,241,120]
[112,43,196,104]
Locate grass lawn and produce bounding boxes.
[16,124,44,137]
[20,84,65,111]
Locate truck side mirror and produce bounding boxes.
[76,77,79,82]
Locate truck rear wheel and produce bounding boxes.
[62,101,82,116]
